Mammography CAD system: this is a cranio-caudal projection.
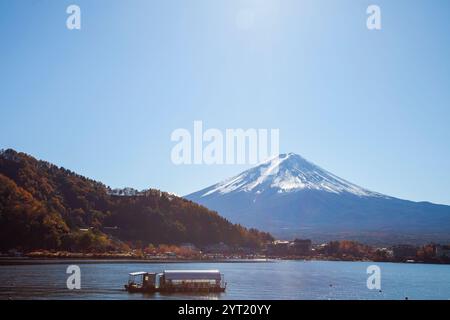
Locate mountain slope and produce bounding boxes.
[0,149,272,251]
[186,153,450,244]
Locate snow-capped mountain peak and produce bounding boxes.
[186,153,450,243]
[201,153,382,197]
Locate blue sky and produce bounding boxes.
[1,0,450,204]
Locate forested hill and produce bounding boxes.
[0,149,272,252]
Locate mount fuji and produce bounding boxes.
[186,153,450,244]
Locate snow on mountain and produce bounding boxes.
[186,153,450,244]
[202,153,383,198]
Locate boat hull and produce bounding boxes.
[125,285,225,293]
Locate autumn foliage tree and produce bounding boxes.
[0,149,273,252]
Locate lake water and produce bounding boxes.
[0,260,449,300]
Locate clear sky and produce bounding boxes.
[1,0,450,204]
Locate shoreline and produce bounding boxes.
[1,256,448,266]
[0,257,273,265]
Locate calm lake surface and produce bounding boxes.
[0,260,449,300]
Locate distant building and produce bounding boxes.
[180,243,198,251]
[203,242,230,254]
[103,226,119,230]
[392,245,418,260]
[291,239,312,255]
[8,249,23,257]
[435,245,450,258]
[267,240,290,256]
[376,247,394,258]
[103,226,119,235]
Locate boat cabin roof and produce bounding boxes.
[163,270,221,281]
[129,271,147,276]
